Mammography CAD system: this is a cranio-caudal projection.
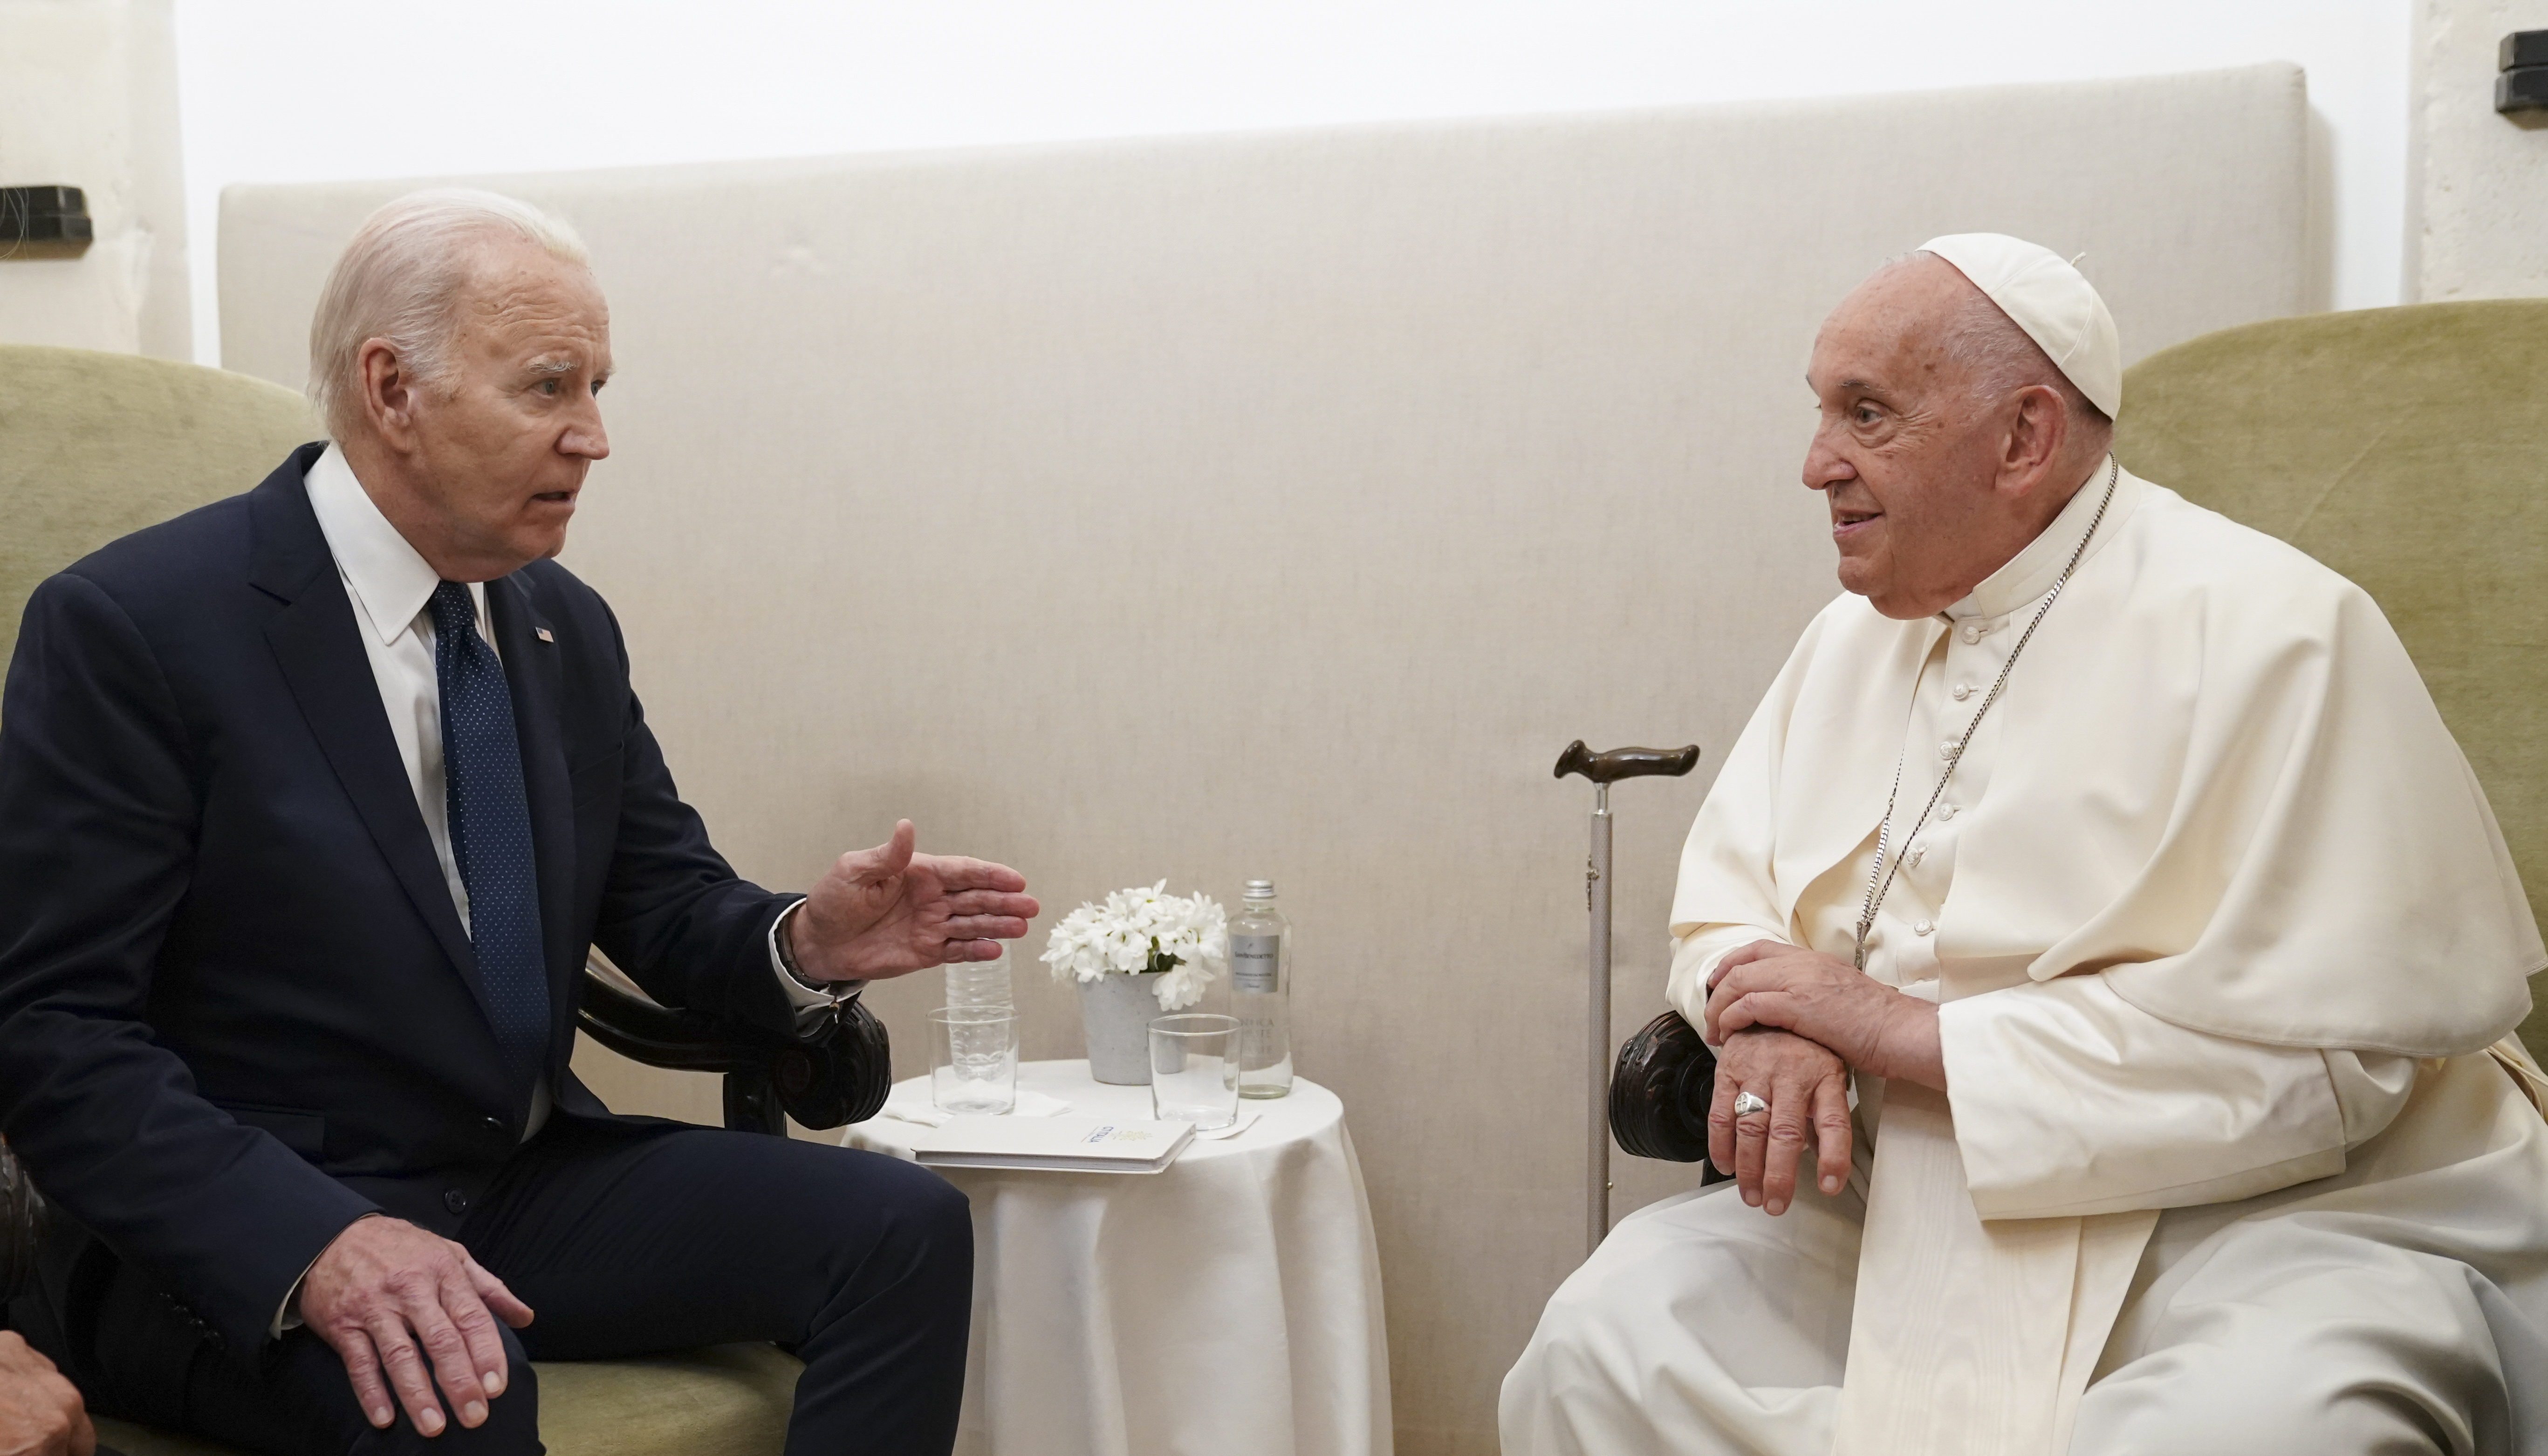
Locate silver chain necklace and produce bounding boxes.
[1852,456,2119,972]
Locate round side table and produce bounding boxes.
[848,1060,1392,1456]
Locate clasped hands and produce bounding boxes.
[302,820,1035,1436]
[1701,940,1945,1218]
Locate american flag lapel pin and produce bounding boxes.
[535,627,555,643]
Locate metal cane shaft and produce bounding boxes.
[1588,790,1613,1258]
[1554,739,1700,1265]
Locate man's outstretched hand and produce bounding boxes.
[299,1215,533,1437]
[0,1331,91,1456]
[789,820,1038,984]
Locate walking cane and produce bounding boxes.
[1555,739,1701,1260]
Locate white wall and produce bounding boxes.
[2408,0,2548,299]
[0,0,190,357]
[174,0,2413,368]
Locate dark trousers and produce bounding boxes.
[60,1120,972,1456]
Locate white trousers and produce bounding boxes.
[1500,1174,2548,1456]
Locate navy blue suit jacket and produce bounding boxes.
[0,444,799,1351]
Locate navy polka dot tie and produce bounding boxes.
[429,581,549,1078]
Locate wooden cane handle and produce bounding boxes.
[1554,740,1701,785]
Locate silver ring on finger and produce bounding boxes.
[1731,1090,1769,1118]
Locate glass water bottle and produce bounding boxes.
[1230,878,1294,1097]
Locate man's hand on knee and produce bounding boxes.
[0,1331,92,1456]
[1707,1028,1852,1217]
[299,1214,534,1437]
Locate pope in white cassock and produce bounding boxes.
[1500,235,2548,1456]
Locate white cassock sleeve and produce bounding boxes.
[1939,974,2419,1220]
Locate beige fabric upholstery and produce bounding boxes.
[92,1342,799,1456]
[216,66,2310,1449]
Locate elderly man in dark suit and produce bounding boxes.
[0,190,1036,1454]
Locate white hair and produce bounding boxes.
[306,189,591,440]
[1909,250,2112,431]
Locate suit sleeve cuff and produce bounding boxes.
[769,898,863,1018]
[270,1210,384,1338]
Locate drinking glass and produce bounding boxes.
[929,1007,1018,1115]
[1148,1013,1241,1130]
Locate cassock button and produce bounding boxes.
[1940,803,1959,820]
[482,1115,506,1135]
[1938,740,1958,760]
[1952,683,1973,701]
[1915,920,1936,936]
[444,1189,470,1216]
[1907,842,1926,867]
[1961,624,1984,644]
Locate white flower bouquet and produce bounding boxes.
[1040,880,1229,1010]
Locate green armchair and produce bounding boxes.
[0,343,893,1455]
[1610,298,2548,1164]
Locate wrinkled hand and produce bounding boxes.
[1710,1028,1854,1216]
[790,820,1039,983]
[1706,940,1945,1089]
[0,1332,89,1456]
[298,1215,533,1437]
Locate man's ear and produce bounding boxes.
[1997,383,2069,497]
[356,339,423,453]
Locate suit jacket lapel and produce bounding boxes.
[247,456,484,1009]
[486,574,577,1053]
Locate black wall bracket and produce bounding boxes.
[0,186,93,260]
[2498,31,2548,116]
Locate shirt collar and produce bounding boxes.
[303,442,468,646]
[1942,454,2132,622]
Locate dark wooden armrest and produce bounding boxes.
[1609,1010,1725,1179]
[576,961,892,1136]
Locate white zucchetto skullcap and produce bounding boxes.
[1918,232,2122,419]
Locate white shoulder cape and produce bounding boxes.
[1673,471,2542,1055]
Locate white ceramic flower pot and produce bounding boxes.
[1079,972,1168,1084]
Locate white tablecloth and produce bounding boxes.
[847,1060,1392,1456]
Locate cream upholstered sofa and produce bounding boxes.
[210,64,2319,1445]
[0,343,801,1454]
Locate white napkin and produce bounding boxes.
[879,1087,1075,1128]
[1190,1109,1262,1141]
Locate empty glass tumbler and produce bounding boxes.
[929,1007,1019,1115]
[1148,1013,1242,1130]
